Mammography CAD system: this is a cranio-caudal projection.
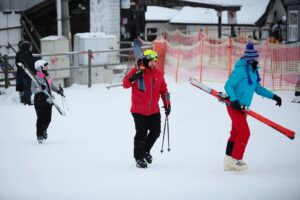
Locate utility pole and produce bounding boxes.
[56,0,62,36]
[61,0,71,50]
[217,10,222,39]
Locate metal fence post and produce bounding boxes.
[3,55,10,89]
[88,49,92,88]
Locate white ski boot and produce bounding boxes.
[224,155,248,171]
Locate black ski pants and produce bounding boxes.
[23,78,32,104]
[34,103,52,138]
[132,113,161,160]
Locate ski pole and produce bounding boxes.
[160,116,168,153]
[166,116,171,151]
[61,95,65,111]
[62,96,70,111]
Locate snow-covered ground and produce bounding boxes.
[1,76,299,200]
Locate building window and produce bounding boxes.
[146,28,157,41]
[288,10,299,42]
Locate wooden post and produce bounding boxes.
[175,45,181,82]
[88,50,92,88]
[228,37,232,77]
[217,10,222,39]
[199,39,204,82]
[262,39,268,87]
[3,55,10,89]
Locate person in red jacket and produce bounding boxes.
[123,49,171,168]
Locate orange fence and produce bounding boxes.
[154,30,300,91]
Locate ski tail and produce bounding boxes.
[189,78,295,140]
[53,102,66,116]
[132,38,144,59]
[246,110,295,139]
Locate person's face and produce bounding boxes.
[148,59,156,69]
[42,63,48,71]
[249,58,258,64]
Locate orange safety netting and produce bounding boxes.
[154,30,300,91]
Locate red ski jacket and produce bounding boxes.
[123,66,170,116]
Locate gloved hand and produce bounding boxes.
[57,87,65,97]
[41,85,46,90]
[46,97,52,104]
[129,70,143,82]
[231,100,243,111]
[272,95,282,106]
[164,104,171,116]
[251,60,259,70]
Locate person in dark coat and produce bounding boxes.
[15,40,24,103]
[19,41,36,105]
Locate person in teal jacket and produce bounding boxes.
[223,42,282,171]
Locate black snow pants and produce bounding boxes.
[34,97,52,138]
[132,113,161,160]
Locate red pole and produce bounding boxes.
[262,39,268,87]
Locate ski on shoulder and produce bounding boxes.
[17,62,66,116]
[106,38,144,90]
[189,78,295,140]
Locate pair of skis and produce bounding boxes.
[106,38,144,89]
[17,63,66,116]
[189,78,295,140]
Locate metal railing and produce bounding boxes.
[1,44,153,88]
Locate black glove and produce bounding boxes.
[57,87,65,97]
[231,100,242,111]
[251,60,259,70]
[41,85,46,90]
[272,95,282,106]
[129,70,143,82]
[164,104,171,116]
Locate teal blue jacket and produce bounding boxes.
[224,59,274,107]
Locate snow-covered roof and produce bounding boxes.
[146,0,269,25]
[145,6,179,21]
[170,7,218,24]
[180,0,241,7]
[41,36,67,41]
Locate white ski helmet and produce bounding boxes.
[34,60,49,71]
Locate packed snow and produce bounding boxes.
[0,76,299,200]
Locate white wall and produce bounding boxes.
[90,0,120,42]
[0,11,21,56]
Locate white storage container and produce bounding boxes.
[73,32,119,65]
[72,32,119,84]
[40,36,70,86]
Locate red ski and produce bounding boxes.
[189,78,295,140]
